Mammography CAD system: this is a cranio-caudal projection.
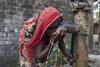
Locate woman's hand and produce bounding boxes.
[50,27,67,43]
[67,53,76,65]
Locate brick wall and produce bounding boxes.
[0,0,72,67]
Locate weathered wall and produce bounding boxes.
[0,0,24,66]
[0,0,72,67]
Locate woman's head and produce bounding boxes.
[23,7,63,47]
[45,17,63,37]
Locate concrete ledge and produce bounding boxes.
[89,54,100,61]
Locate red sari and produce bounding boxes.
[18,7,63,63]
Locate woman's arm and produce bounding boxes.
[36,42,52,63]
[58,39,69,57]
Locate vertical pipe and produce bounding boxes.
[74,10,89,67]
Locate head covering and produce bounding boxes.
[19,7,63,63]
[22,7,63,47]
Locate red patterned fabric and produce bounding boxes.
[19,16,37,43]
[19,7,63,63]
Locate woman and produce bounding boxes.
[18,7,70,67]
